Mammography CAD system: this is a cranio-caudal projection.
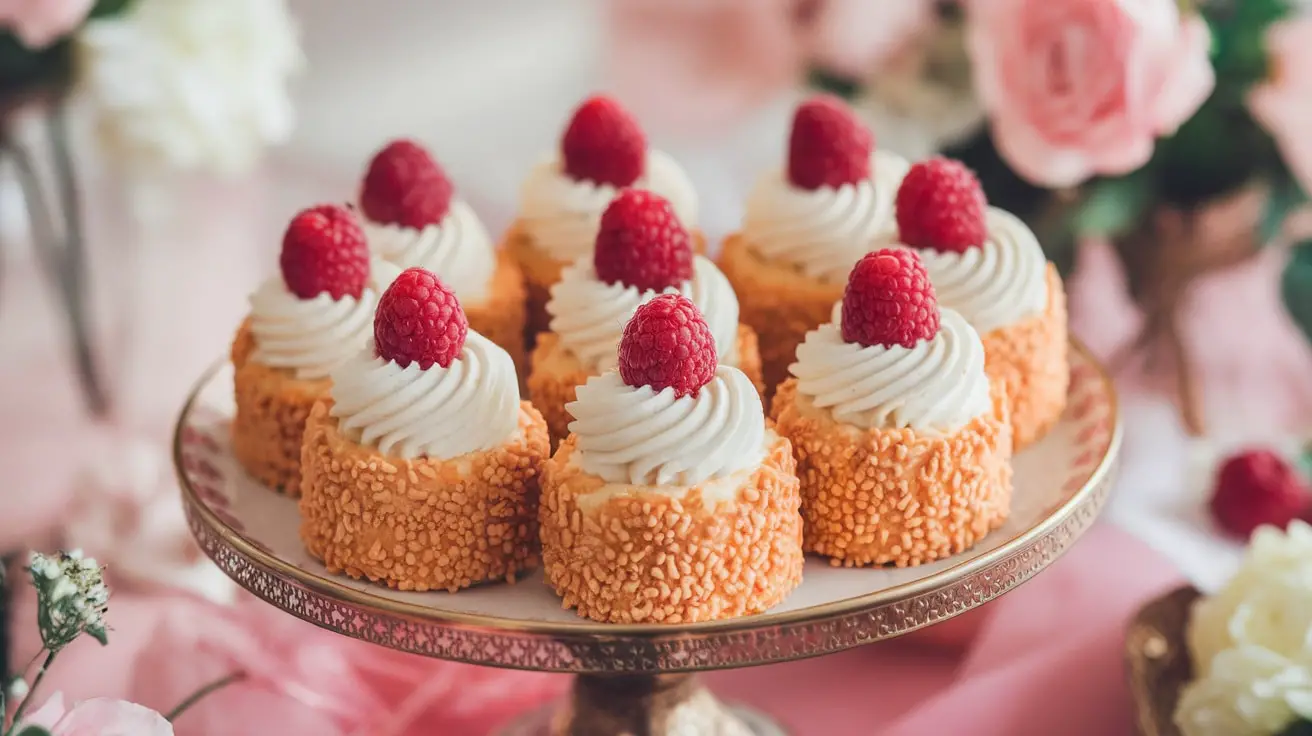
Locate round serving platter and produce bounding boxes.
[175,340,1119,674]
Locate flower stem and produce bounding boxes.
[5,649,56,736]
[165,670,246,723]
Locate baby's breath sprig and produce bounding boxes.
[27,551,108,651]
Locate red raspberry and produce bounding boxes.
[561,95,646,187]
[279,204,371,300]
[618,294,716,398]
[593,190,693,292]
[373,267,468,369]
[360,139,454,229]
[1210,449,1312,539]
[895,157,987,253]
[787,94,873,190]
[841,249,939,348]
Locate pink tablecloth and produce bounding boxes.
[11,522,1180,736]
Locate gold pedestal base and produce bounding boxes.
[497,675,788,736]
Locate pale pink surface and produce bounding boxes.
[1249,17,1312,196]
[0,0,91,48]
[966,0,1214,187]
[11,524,1178,735]
[21,693,173,736]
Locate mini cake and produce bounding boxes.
[299,267,550,592]
[892,158,1068,450]
[540,294,803,623]
[358,139,528,372]
[231,204,399,495]
[772,249,1013,567]
[528,189,763,443]
[504,94,702,343]
[718,95,910,396]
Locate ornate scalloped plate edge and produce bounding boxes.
[177,341,1120,674]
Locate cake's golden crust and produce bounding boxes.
[539,435,803,623]
[230,322,327,496]
[771,379,1013,568]
[298,399,550,592]
[503,220,709,348]
[982,263,1068,451]
[527,325,766,446]
[464,250,529,376]
[717,233,842,401]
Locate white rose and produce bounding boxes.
[1175,646,1312,736]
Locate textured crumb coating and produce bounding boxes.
[230,321,327,496]
[982,263,1068,451]
[772,379,1013,568]
[539,434,804,623]
[298,399,551,592]
[527,325,766,446]
[717,233,842,402]
[502,220,709,348]
[465,250,529,378]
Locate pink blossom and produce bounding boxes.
[0,0,92,49]
[20,693,173,736]
[966,0,1215,187]
[1249,17,1312,197]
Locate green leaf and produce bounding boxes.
[1281,239,1312,345]
[14,727,54,736]
[1261,172,1310,245]
[806,67,861,100]
[1072,173,1154,238]
[1277,719,1312,736]
[89,0,135,19]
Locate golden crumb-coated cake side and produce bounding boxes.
[464,250,529,376]
[981,263,1069,451]
[528,325,766,445]
[298,398,550,592]
[772,379,1013,567]
[230,321,326,495]
[539,434,803,624]
[718,234,842,399]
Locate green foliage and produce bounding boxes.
[1277,719,1312,736]
[806,68,862,101]
[1205,0,1296,94]
[13,727,53,736]
[0,36,70,94]
[1261,167,1310,245]
[1281,239,1312,345]
[89,0,135,19]
[1072,172,1154,239]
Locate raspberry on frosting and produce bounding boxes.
[618,294,716,398]
[841,249,940,349]
[895,157,988,253]
[1210,449,1312,539]
[561,95,646,188]
[593,189,694,292]
[279,204,372,300]
[360,139,454,229]
[374,267,468,370]
[787,94,873,191]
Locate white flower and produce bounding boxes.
[1176,646,1312,736]
[74,0,303,176]
[27,550,110,649]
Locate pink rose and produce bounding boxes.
[1248,17,1312,197]
[966,0,1215,187]
[20,693,173,736]
[0,0,92,49]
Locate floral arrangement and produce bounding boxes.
[0,0,302,415]
[1175,521,1312,735]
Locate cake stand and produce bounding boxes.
[175,342,1120,736]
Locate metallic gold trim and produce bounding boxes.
[176,340,1120,673]
[1126,586,1198,736]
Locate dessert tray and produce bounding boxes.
[176,341,1121,735]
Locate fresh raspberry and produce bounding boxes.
[561,95,646,187]
[279,204,371,300]
[360,139,454,229]
[618,294,716,398]
[895,157,987,253]
[373,267,468,369]
[841,249,939,348]
[593,190,693,292]
[1210,449,1312,539]
[787,94,873,190]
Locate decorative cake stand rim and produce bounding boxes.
[175,339,1119,668]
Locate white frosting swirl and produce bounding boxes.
[328,331,521,460]
[248,258,399,381]
[743,150,910,284]
[567,368,765,487]
[546,256,739,372]
[791,307,991,433]
[517,150,699,263]
[362,199,495,302]
[909,208,1048,334]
